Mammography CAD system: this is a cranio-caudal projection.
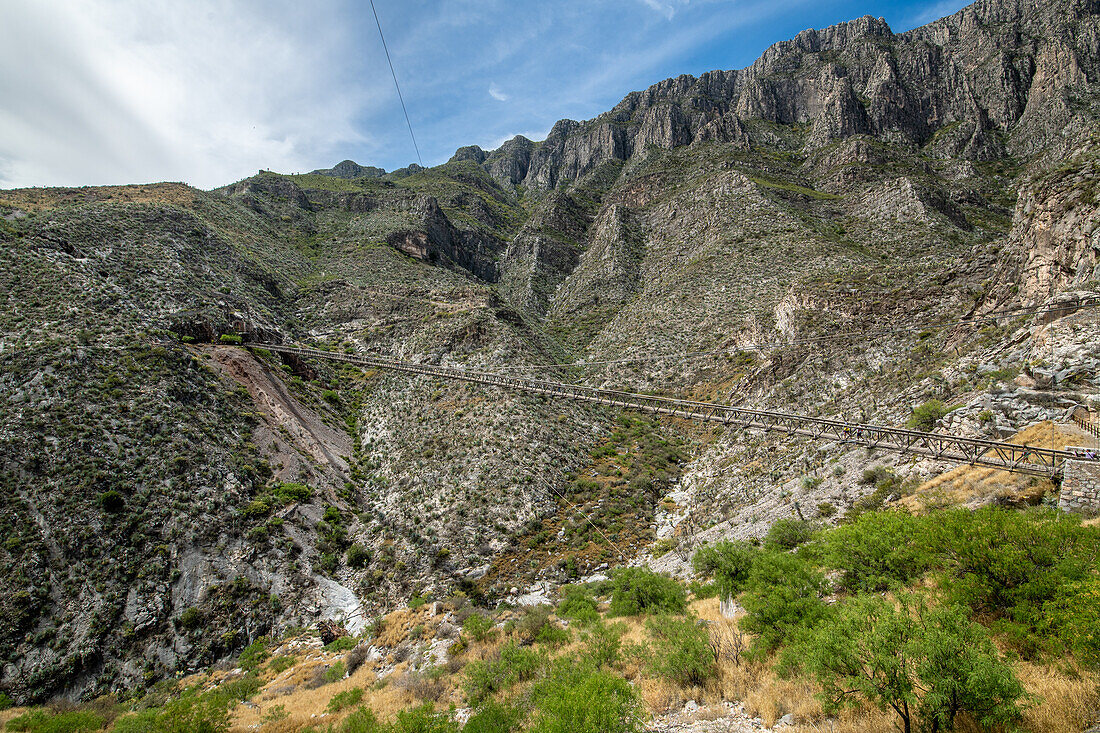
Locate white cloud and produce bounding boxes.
[0,1,371,189]
[488,83,509,102]
[901,0,971,30]
[639,0,689,20]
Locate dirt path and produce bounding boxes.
[205,345,352,492]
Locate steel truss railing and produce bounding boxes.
[259,345,1092,478]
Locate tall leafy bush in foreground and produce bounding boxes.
[791,595,1024,733]
[530,660,642,733]
[645,615,716,686]
[608,567,686,616]
[691,540,761,600]
[739,551,828,654]
[931,507,1098,655]
[819,510,931,592]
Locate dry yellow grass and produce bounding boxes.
[1017,661,1100,733]
[902,421,1088,511]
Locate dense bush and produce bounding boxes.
[739,551,828,654]
[584,619,626,669]
[327,687,365,713]
[217,334,242,345]
[792,595,1024,733]
[347,544,371,568]
[237,638,269,671]
[1043,576,1100,665]
[464,643,544,704]
[557,585,599,623]
[608,568,686,616]
[819,511,931,592]
[930,507,1099,654]
[530,661,642,733]
[764,519,817,550]
[691,540,760,599]
[906,400,954,431]
[462,612,495,642]
[645,615,716,686]
[6,709,106,732]
[391,703,455,733]
[463,701,524,733]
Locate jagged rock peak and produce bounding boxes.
[310,159,386,179]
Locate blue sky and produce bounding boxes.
[0,0,969,190]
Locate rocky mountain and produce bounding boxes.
[2,0,1100,706]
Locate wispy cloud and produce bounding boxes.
[488,83,509,102]
[639,0,699,20]
[898,0,970,30]
[0,0,369,189]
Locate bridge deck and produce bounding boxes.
[259,344,1092,478]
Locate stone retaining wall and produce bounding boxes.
[1059,448,1100,513]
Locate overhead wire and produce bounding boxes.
[368,0,422,166]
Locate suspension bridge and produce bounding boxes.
[254,344,1095,479]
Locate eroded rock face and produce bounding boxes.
[460,0,1100,191]
[1009,149,1100,303]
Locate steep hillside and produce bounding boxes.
[2,0,1100,706]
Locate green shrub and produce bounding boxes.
[324,661,346,683]
[138,685,232,733]
[0,691,12,710]
[347,544,371,568]
[464,643,543,704]
[608,568,686,616]
[1043,575,1100,665]
[110,710,162,733]
[529,661,642,733]
[335,707,384,733]
[791,595,1024,733]
[324,636,358,652]
[237,638,269,671]
[391,703,457,733]
[322,389,341,405]
[819,511,931,592]
[177,607,203,630]
[740,551,828,654]
[930,507,1098,654]
[463,701,524,733]
[645,615,716,686]
[6,709,105,732]
[266,655,297,674]
[327,687,365,712]
[270,481,311,504]
[462,613,494,642]
[557,586,599,624]
[764,518,817,550]
[205,675,263,708]
[691,541,761,600]
[218,334,243,345]
[584,620,626,669]
[535,622,571,648]
[906,400,954,431]
[516,605,560,644]
[97,490,125,513]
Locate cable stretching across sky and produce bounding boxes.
[368,0,422,166]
